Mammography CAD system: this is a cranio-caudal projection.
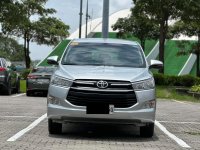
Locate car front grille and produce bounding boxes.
[67,80,137,108]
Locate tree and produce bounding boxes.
[0,1,26,62]
[133,0,183,73]
[2,0,70,69]
[112,13,159,51]
[32,17,70,46]
[0,0,12,22]
[0,0,24,29]
[170,0,200,77]
[181,0,200,77]
[0,35,24,61]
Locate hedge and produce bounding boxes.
[153,73,200,87]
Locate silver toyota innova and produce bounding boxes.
[47,38,163,137]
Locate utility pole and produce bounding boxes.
[85,0,89,38]
[79,0,83,38]
[102,0,109,38]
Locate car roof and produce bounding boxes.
[71,38,139,46]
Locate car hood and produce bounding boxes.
[56,65,152,82]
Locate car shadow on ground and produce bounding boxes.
[49,123,159,142]
[27,92,48,97]
[0,91,18,96]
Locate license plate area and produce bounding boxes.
[37,79,49,84]
[87,103,113,114]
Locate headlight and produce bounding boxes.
[51,75,73,87]
[132,78,155,90]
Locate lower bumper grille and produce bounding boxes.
[67,88,137,108]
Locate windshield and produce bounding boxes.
[61,43,146,68]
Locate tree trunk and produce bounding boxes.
[140,39,145,52]
[23,33,28,69]
[159,21,166,74]
[26,38,31,69]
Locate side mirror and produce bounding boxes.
[47,56,59,65]
[149,60,163,69]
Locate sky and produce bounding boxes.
[26,0,133,60]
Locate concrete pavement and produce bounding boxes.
[0,94,199,150]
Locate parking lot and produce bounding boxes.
[0,94,200,150]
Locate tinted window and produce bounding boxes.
[62,43,146,68]
[32,68,56,73]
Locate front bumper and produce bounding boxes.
[47,85,156,125]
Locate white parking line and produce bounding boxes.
[11,93,25,98]
[158,121,200,125]
[155,120,191,148]
[172,99,193,105]
[7,113,47,142]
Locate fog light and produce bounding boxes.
[143,100,156,109]
[48,96,60,105]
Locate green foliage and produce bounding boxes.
[153,73,200,87]
[156,86,199,102]
[0,0,14,22]
[21,69,31,80]
[0,35,24,61]
[133,0,184,22]
[170,0,200,76]
[33,17,69,46]
[190,85,200,93]
[133,0,184,73]
[179,75,200,87]
[1,0,70,69]
[171,21,200,77]
[112,10,159,50]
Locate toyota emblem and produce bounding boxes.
[97,80,109,89]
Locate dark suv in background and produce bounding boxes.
[26,67,56,96]
[0,58,20,95]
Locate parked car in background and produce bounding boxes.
[0,58,20,95]
[46,38,163,137]
[26,66,56,96]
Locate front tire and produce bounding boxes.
[140,123,154,138]
[48,119,62,134]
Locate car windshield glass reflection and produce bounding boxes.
[62,43,145,68]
